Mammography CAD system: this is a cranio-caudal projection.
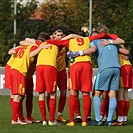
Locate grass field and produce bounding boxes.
[0,96,133,133]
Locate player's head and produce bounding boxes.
[77,30,86,37]
[37,32,50,42]
[97,24,109,34]
[52,26,64,40]
[90,31,99,36]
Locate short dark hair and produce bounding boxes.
[37,32,50,42]
[77,30,86,37]
[52,26,64,33]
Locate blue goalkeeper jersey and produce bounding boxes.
[91,39,121,72]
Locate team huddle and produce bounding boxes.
[4,25,132,126]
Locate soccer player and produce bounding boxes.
[52,26,67,123]
[111,44,132,126]
[66,32,130,126]
[46,32,113,126]
[96,25,125,122]
[5,53,16,106]
[29,33,59,126]
[8,33,49,124]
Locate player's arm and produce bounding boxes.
[46,39,69,47]
[25,38,36,43]
[8,46,20,54]
[118,47,130,60]
[61,34,82,40]
[89,32,112,42]
[67,45,97,58]
[29,44,52,57]
[100,34,125,46]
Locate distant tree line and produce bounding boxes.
[0,0,132,66]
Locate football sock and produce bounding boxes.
[75,99,81,116]
[93,96,101,122]
[49,98,56,122]
[124,101,130,116]
[18,100,24,120]
[116,100,124,116]
[107,98,117,122]
[100,99,109,117]
[58,95,66,115]
[69,95,76,122]
[26,96,33,119]
[12,101,20,121]
[46,96,50,113]
[38,100,46,121]
[82,95,90,122]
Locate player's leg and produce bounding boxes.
[38,92,47,125]
[66,89,77,126]
[56,70,67,122]
[100,91,109,123]
[82,92,91,126]
[74,92,82,123]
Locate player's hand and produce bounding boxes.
[100,39,110,46]
[122,55,129,60]
[41,44,52,49]
[67,51,80,58]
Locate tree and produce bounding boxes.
[39,0,89,34]
[0,0,38,66]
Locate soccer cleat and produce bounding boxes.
[66,121,74,126]
[90,120,103,126]
[11,120,21,125]
[56,114,66,122]
[111,121,123,126]
[26,117,40,124]
[104,121,112,126]
[74,118,82,123]
[122,121,127,126]
[87,118,92,124]
[42,121,47,126]
[48,120,58,126]
[82,122,87,127]
[17,119,27,124]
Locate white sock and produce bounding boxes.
[100,115,103,120]
[123,116,127,122]
[76,116,81,119]
[117,116,123,122]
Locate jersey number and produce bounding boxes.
[77,38,84,46]
[17,47,26,58]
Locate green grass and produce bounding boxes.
[0,96,133,133]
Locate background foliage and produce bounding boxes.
[0,0,133,66]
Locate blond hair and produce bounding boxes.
[97,25,109,33]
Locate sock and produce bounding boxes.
[88,99,91,118]
[107,98,117,122]
[100,99,109,117]
[26,96,33,119]
[38,100,46,121]
[124,101,130,116]
[123,116,127,122]
[18,100,24,120]
[116,100,124,116]
[46,96,50,113]
[75,99,81,116]
[58,95,66,115]
[117,116,123,122]
[69,95,76,122]
[12,101,20,121]
[82,95,90,122]
[93,96,101,122]
[10,98,13,107]
[49,98,56,122]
